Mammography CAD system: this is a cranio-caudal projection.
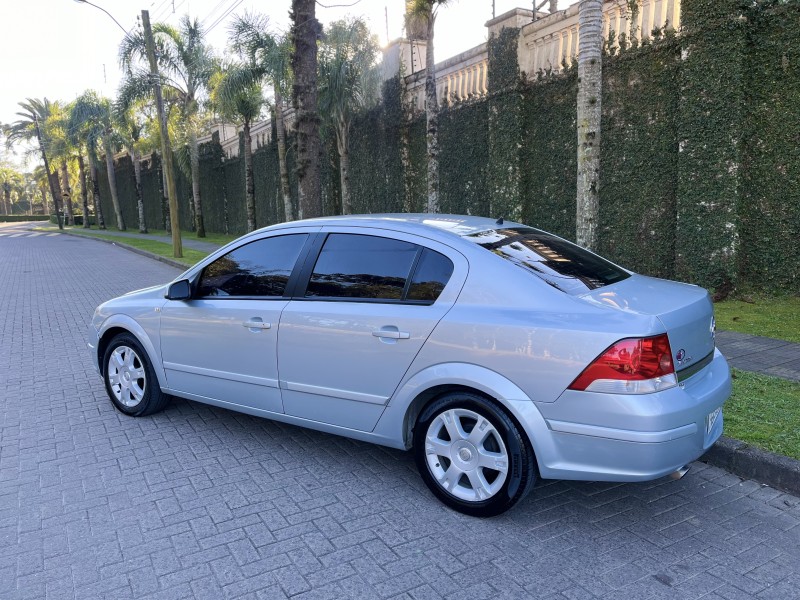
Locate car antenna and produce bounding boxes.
[496,217,504,226]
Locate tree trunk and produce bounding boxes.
[291,0,322,219]
[188,128,205,237]
[2,187,10,215]
[33,117,62,229]
[88,152,106,230]
[39,183,49,216]
[424,11,440,214]
[274,89,294,222]
[243,118,256,232]
[576,0,603,250]
[60,161,75,226]
[158,155,170,233]
[131,149,147,233]
[336,121,352,215]
[78,155,90,228]
[103,134,125,230]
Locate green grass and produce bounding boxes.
[62,229,209,267]
[724,369,800,461]
[715,296,800,343]
[125,227,239,247]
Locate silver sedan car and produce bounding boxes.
[89,215,731,516]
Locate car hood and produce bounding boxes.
[122,284,167,298]
[579,274,717,373]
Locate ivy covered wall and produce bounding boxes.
[96,0,799,293]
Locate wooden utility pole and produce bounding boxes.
[141,9,182,258]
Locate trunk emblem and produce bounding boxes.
[676,349,691,366]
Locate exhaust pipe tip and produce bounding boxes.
[669,465,691,480]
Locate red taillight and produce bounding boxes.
[569,334,675,392]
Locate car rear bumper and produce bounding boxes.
[531,349,731,481]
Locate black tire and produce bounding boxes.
[413,392,536,517]
[102,333,170,417]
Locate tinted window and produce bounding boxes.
[197,234,307,297]
[407,248,454,302]
[466,227,629,294]
[306,234,418,300]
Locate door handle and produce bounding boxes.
[243,320,272,329]
[372,328,410,340]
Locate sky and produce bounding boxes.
[1,0,567,167]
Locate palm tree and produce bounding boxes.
[4,98,63,228]
[45,102,78,226]
[69,91,125,230]
[31,165,51,216]
[210,64,265,232]
[406,0,454,214]
[576,0,603,250]
[318,18,380,214]
[119,15,215,237]
[229,13,294,222]
[290,0,323,219]
[0,167,23,215]
[114,101,150,233]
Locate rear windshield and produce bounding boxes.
[465,227,630,294]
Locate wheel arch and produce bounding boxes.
[97,316,166,388]
[378,363,554,469]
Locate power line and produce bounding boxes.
[205,0,245,35]
[200,0,232,27]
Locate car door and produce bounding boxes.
[278,228,467,431]
[160,232,310,413]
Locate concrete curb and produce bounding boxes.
[57,230,189,271]
[701,436,800,496]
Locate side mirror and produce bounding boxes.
[165,279,192,301]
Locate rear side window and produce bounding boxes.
[407,248,454,302]
[305,234,454,303]
[306,234,418,300]
[197,234,307,297]
[466,227,629,294]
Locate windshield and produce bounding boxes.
[466,227,630,294]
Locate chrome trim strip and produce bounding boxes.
[677,350,715,383]
[281,380,388,405]
[163,362,279,388]
[547,419,697,443]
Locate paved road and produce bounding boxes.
[1,223,799,600]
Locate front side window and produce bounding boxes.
[466,227,630,294]
[306,234,419,300]
[197,234,308,297]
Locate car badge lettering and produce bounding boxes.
[675,349,692,366]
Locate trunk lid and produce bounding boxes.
[579,274,716,375]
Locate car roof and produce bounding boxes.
[266,213,524,240]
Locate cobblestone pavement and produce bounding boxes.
[1,227,799,600]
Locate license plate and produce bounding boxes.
[706,407,722,435]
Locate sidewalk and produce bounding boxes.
[715,330,800,382]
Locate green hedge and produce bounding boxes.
[48,214,96,226]
[92,0,800,293]
[1,215,50,223]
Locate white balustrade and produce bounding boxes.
[518,0,682,77]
